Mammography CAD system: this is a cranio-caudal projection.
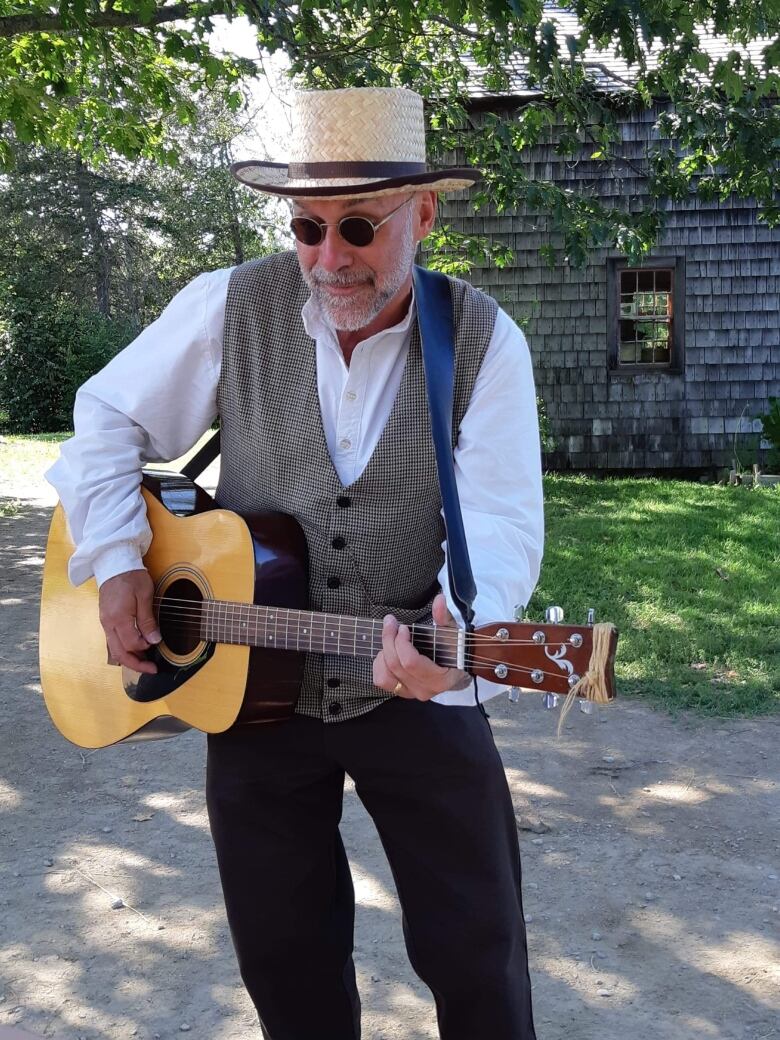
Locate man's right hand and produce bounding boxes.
[99,569,161,674]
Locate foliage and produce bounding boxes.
[530,475,780,716]
[0,92,284,328]
[0,0,254,167]
[0,295,135,431]
[757,397,780,471]
[0,89,285,432]
[536,393,555,455]
[1,3,779,268]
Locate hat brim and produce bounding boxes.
[230,161,479,199]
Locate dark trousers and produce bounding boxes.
[206,697,537,1040]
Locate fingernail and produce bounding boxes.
[149,630,162,644]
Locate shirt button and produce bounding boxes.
[339,438,351,450]
[327,576,341,589]
[337,496,351,508]
[345,390,357,401]
[329,702,342,716]
[332,536,346,550]
[327,677,341,689]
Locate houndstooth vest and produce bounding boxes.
[215,251,497,722]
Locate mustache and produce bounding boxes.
[311,269,374,288]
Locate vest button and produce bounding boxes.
[336,496,351,508]
[327,576,341,589]
[327,677,340,689]
[331,536,346,550]
[329,702,342,715]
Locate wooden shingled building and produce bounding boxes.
[440,9,780,472]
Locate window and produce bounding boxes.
[607,258,684,372]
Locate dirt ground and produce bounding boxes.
[1,460,778,1040]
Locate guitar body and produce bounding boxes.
[39,473,308,749]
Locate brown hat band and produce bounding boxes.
[286,160,428,179]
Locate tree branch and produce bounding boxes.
[0,2,216,38]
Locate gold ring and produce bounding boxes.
[393,681,404,695]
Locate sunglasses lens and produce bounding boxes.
[290,218,323,246]
[339,217,375,247]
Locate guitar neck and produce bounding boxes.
[199,601,462,670]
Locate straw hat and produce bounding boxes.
[231,87,479,199]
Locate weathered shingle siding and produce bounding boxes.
[441,103,780,470]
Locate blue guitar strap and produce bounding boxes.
[412,265,477,630]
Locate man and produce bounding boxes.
[48,86,543,1039]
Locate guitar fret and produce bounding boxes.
[201,601,445,666]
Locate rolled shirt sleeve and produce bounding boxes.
[46,268,230,587]
[433,307,544,706]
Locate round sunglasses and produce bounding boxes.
[289,196,413,248]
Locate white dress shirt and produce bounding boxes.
[46,264,544,706]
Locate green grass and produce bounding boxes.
[529,476,780,716]
[0,432,73,485]
[0,430,214,487]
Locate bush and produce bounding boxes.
[537,393,555,454]
[0,298,134,432]
[757,398,780,472]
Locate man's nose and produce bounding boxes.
[316,224,354,272]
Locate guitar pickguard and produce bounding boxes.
[122,639,217,702]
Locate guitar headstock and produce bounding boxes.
[471,606,618,708]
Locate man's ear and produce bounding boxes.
[415,191,438,242]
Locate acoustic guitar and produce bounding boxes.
[39,472,618,749]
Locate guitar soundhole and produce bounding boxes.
[158,578,203,656]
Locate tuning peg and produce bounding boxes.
[508,686,521,704]
[545,606,564,624]
[587,607,596,625]
[579,700,594,714]
[542,693,560,710]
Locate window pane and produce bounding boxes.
[638,270,654,291]
[655,269,672,291]
[620,270,637,293]
[655,291,670,315]
[620,293,635,316]
[637,292,655,315]
[620,341,637,364]
[620,319,636,341]
[653,344,671,364]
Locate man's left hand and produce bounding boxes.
[373,592,471,700]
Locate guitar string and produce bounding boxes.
[154,612,569,652]
[152,603,582,648]
[152,617,580,681]
[151,598,580,648]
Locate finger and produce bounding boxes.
[374,648,416,698]
[106,632,158,674]
[381,614,402,675]
[432,592,457,628]
[395,623,448,685]
[135,602,162,645]
[115,616,155,654]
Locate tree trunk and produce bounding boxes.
[75,156,112,316]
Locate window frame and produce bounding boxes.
[607,256,685,375]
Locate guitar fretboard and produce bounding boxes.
[198,601,462,669]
